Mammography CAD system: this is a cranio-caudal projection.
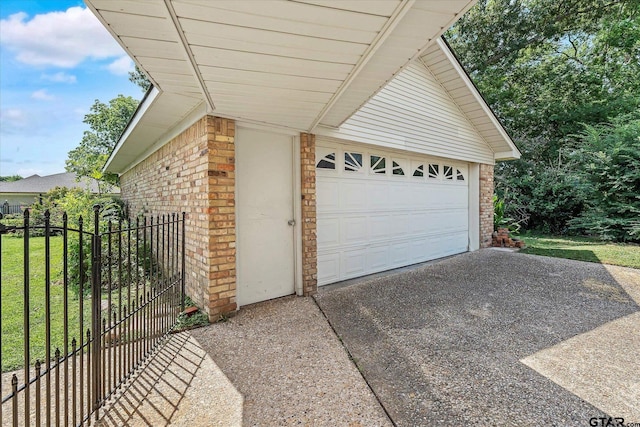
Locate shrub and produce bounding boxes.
[568,113,640,242]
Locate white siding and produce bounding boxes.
[320,62,495,165]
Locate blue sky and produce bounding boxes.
[0,0,143,177]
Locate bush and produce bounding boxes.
[493,195,522,233]
[568,113,640,242]
[25,188,128,297]
[496,156,588,235]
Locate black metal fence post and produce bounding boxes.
[91,204,102,422]
[23,209,31,427]
[181,212,186,312]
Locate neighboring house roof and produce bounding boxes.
[86,0,519,174]
[0,172,120,195]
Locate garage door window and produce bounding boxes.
[457,169,465,181]
[392,160,405,176]
[413,164,424,177]
[345,152,363,172]
[370,155,386,174]
[316,152,336,170]
[444,165,454,180]
[428,164,439,179]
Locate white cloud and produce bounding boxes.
[107,56,134,76]
[41,72,77,83]
[31,89,55,101]
[0,7,125,68]
[0,108,28,131]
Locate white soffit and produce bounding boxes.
[420,38,521,160]
[88,1,478,172]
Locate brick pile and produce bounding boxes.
[492,228,526,248]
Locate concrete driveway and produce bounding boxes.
[315,249,640,426]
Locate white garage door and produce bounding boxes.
[316,141,469,286]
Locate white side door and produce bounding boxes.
[236,127,295,306]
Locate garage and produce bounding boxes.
[316,140,470,286]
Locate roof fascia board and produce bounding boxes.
[114,101,208,176]
[103,86,160,173]
[494,150,520,160]
[436,37,521,159]
[308,0,415,130]
[163,0,214,113]
[84,1,162,90]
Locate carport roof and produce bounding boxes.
[89,1,516,173]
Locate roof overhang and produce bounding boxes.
[87,0,479,173]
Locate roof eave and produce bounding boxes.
[103,86,160,174]
[436,37,521,160]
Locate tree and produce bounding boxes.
[66,95,139,193]
[128,65,151,92]
[0,175,22,182]
[446,0,640,234]
[568,113,640,241]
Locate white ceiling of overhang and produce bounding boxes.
[88,0,475,133]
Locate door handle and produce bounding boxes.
[287,219,296,226]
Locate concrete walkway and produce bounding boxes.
[98,296,390,426]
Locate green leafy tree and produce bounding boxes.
[128,65,151,92]
[0,175,22,182]
[66,95,139,193]
[568,113,640,241]
[446,0,640,234]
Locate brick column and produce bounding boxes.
[479,163,494,248]
[300,133,317,295]
[207,117,237,320]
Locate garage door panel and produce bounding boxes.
[390,242,410,267]
[388,183,412,208]
[409,212,430,233]
[317,179,339,212]
[410,239,430,263]
[410,186,430,208]
[342,249,367,277]
[317,142,469,286]
[440,231,468,256]
[367,182,390,209]
[341,181,367,210]
[430,185,468,207]
[318,252,340,284]
[343,216,368,245]
[317,217,340,246]
[366,245,389,271]
[369,215,391,240]
[430,209,468,232]
[391,214,410,236]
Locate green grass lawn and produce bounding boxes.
[1,235,91,372]
[519,232,640,269]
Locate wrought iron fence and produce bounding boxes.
[0,207,185,426]
[1,203,24,216]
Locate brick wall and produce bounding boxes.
[300,133,317,295]
[120,115,237,321]
[479,163,494,248]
